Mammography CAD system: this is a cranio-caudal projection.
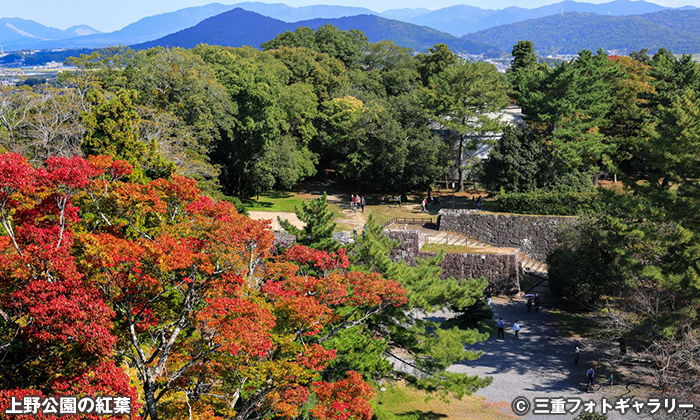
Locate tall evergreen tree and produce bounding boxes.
[279,193,338,251]
[350,216,492,397]
[428,60,509,191]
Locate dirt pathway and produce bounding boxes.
[247,211,303,231]
[325,193,367,231]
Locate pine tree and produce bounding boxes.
[349,216,492,398]
[279,192,338,251]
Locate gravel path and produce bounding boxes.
[447,297,640,419]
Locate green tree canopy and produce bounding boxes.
[428,59,509,191]
[82,88,173,182]
[279,192,338,251]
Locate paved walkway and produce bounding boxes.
[446,298,640,419]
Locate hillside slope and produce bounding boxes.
[464,9,700,54]
[134,9,497,54]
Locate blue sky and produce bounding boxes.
[2,0,695,32]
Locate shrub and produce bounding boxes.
[498,190,603,216]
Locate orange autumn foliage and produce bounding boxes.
[0,152,407,420]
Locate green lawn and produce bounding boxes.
[373,382,512,420]
[364,201,440,227]
[242,187,506,232]
[243,191,309,213]
[243,190,343,220]
[550,308,594,338]
[363,191,501,227]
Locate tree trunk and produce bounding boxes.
[457,136,465,192]
[619,337,627,356]
[143,379,159,420]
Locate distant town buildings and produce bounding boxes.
[31,61,64,70]
[0,70,24,86]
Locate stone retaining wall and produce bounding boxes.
[385,230,521,295]
[384,229,421,260]
[273,231,296,249]
[437,209,576,261]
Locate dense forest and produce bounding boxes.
[1,26,700,419]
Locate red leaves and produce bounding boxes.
[0,361,140,420]
[282,245,349,272]
[311,372,375,420]
[347,271,408,308]
[43,155,98,190]
[151,172,201,205]
[0,153,410,420]
[267,245,407,309]
[0,153,136,405]
[277,295,332,336]
[0,153,34,202]
[50,359,140,409]
[198,296,276,357]
[14,277,116,357]
[269,385,310,418]
[297,344,336,371]
[87,155,133,180]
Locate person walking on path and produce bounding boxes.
[526,297,532,313]
[534,294,541,312]
[497,318,505,339]
[360,196,365,212]
[586,366,595,391]
[574,346,581,365]
[513,320,521,339]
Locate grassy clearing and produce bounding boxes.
[364,202,439,227]
[363,188,500,227]
[373,382,512,420]
[479,318,498,339]
[243,191,308,213]
[549,308,594,338]
[243,190,343,219]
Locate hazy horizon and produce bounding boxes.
[0,0,695,33]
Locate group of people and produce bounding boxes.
[350,195,365,212]
[420,196,440,212]
[496,318,521,339]
[526,294,541,312]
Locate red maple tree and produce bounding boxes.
[0,153,407,420]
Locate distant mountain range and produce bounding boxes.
[133,8,497,54]
[404,0,681,36]
[2,0,696,52]
[1,4,235,51]
[0,18,100,50]
[464,8,700,54]
[2,0,700,55]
